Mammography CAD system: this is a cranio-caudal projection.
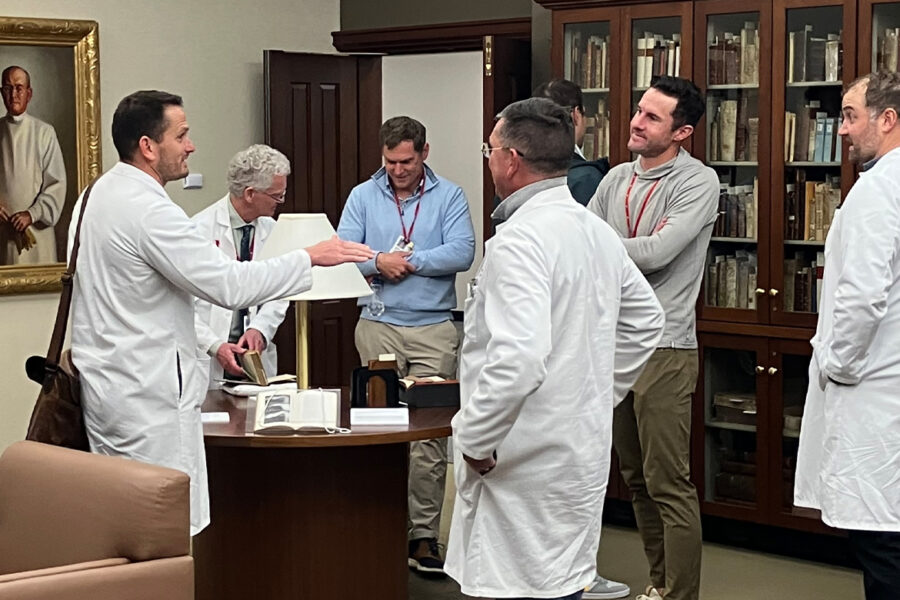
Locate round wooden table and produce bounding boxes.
[194,391,455,600]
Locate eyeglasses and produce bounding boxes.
[481,142,526,159]
[254,188,287,203]
[0,84,28,95]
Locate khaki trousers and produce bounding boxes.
[613,348,702,600]
[355,318,458,540]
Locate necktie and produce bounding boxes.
[239,225,253,261]
[229,225,254,345]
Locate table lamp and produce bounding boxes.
[257,213,372,388]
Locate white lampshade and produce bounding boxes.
[257,213,372,301]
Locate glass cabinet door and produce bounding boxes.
[771,0,854,329]
[870,1,900,71]
[628,6,692,161]
[695,1,771,324]
[766,339,830,531]
[695,334,769,519]
[564,20,614,165]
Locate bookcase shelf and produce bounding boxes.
[785,80,844,87]
[706,420,758,433]
[712,236,758,243]
[583,87,610,93]
[784,239,826,246]
[545,0,874,535]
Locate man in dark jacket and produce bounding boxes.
[533,79,610,206]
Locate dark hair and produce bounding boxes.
[532,79,584,113]
[379,116,426,152]
[497,97,572,176]
[847,71,900,117]
[649,75,705,129]
[112,90,183,161]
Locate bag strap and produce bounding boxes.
[46,182,96,369]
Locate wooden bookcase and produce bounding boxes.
[539,0,896,534]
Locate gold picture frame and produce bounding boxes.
[0,16,100,295]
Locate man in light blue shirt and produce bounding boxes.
[337,116,475,576]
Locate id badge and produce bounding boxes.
[389,234,414,253]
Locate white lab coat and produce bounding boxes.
[445,182,664,598]
[192,195,288,387]
[69,162,312,535]
[795,146,900,531]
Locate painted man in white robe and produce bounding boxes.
[0,65,66,265]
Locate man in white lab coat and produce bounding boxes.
[193,144,290,386]
[445,97,665,600]
[795,71,900,600]
[70,90,372,535]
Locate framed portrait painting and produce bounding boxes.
[0,16,100,294]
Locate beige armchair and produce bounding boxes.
[0,441,193,600]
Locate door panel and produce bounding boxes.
[265,51,381,386]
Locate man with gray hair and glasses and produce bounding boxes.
[446,97,664,600]
[795,70,900,600]
[193,143,292,385]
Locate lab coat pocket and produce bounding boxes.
[454,456,483,509]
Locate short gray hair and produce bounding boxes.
[497,98,572,176]
[226,144,290,198]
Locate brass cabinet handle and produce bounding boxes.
[769,289,779,297]
[755,288,766,295]
[756,365,765,374]
[768,367,779,375]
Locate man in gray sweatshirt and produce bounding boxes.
[587,76,718,600]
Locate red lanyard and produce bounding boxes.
[624,173,661,238]
[392,177,425,243]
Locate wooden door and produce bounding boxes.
[265,51,382,386]
[482,35,532,243]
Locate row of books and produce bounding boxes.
[784,174,841,242]
[635,32,682,88]
[787,26,842,83]
[569,31,611,89]
[709,98,759,162]
[706,250,758,309]
[875,28,900,72]
[714,179,758,239]
[708,22,760,86]
[582,99,609,161]
[784,102,842,163]
[783,251,824,313]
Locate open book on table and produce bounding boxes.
[254,388,343,434]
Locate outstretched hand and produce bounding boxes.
[306,235,374,267]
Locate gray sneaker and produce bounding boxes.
[583,575,630,599]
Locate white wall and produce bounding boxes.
[382,52,484,309]
[0,0,340,452]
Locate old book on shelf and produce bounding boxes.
[747,117,759,162]
[254,388,342,434]
[720,100,738,162]
[806,37,827,82]
[740,22,759,84]
[825,34,841,82]
[813,113,827,162]
[783,257,797,311]
[748,265,758,309]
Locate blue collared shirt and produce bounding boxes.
[337,164,475,326]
